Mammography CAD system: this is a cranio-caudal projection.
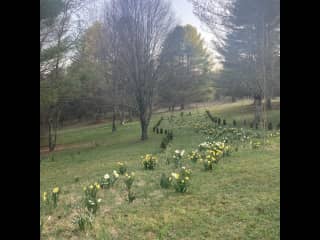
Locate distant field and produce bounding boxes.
[40,99,280,240]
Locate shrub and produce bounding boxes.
[250,122,253,128]
[233,120,236,126]
[268,122,273,130]
[164,129,167,134]
[160,173,171,189]
[223,119,226,125]
[244,120,247,126]
[117,162,127,175]
[160,128,163,134]
[255,123,259,129]
[160,135,170,150]
[141,154,157,170]
[217,118,221,125]
[156,128,159,134]
[180,112,184,117]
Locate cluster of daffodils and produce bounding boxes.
[195,122,262,149]
[174,149,185,158]
[99,170,119,189]
[42,186,60,208]
[124,172,136,203]
[198,141,213,151]
[141,154,157,170]
[269,130,280,137]
[214,141,231,157]
[173,149,185,168]
[197,141,231,170]
[83,182,101,214]
[250,141,261,149]
[188,150,202,163]
[117,162,127,175]
[200,141,231,156]
[124,172,135,189]
[171,166,192,193]
[200,149,220,170]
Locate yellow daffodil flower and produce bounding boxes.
[43,192,47,201]
[171,173,179,179]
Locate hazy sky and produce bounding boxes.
[88,0,221,67]
[90,0,214,49]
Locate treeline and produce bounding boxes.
[190,0,280,123]
[40,0,280,150]
[40,0,215,151]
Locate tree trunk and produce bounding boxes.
[120,110,126,125]
[140,119,149,140]
[48,122,57,152]
[48,108,60,152]
[266,98,272,110]
[48,119,53,151]
[112,105,117,132]
[128,109,133,122]
[139,103,151,141]
[180,104,184,110]
[254,94,262,124]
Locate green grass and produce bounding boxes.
[40,99,280,240]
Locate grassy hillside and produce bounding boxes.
[40,99,280,239]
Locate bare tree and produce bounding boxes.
[102,0,175,140]
[40,0,90,151]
